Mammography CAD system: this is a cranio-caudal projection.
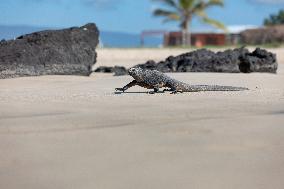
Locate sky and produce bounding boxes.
[0,0,283,33]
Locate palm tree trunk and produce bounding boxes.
[181,18,191,47]
[187,25,191,47]
[182,28,187,46]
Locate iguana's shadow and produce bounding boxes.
[114,91,148,94]
[114,91,167,95]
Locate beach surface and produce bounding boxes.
[0,48,284,189]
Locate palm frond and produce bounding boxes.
[202,16,227,32]
[163,17,181,23]
[192,0,223,13]
[153,9,180,21]
[205,0,224,7]
[179,0,195,10]
[152,0,179,9]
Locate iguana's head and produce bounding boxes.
[128,67,144,82]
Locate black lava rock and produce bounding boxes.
[94,66,128,76]
[0,23,99,79]
[239,48,278,73]
[94,66,113,73]
[93,47,278,76]
[134,47,277,74]
[113,66,128,76]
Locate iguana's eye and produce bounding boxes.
[128,68,135,74]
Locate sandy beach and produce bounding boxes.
[0,48,284,189]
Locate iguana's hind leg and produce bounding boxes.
[171,90,183,94]
[115,80,137,92]
[148,86,160,94]
[163,88,174,92]
[170,87,183,94]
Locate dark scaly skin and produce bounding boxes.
[115,67,249,94]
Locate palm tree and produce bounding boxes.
[152,0,227,46]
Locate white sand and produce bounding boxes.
[0,48,284,189]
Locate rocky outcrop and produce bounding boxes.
[135,47,277,73]
[0,23,99,79]
[94,66,127,76]
[95,47,277,76]
[238,48,278,73]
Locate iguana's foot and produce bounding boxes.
[115,88,125,92]
[170,90,183,94]
[163,89,174,92]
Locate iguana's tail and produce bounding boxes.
[184,84,249,92]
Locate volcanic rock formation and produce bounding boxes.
[0,23,99,79]
[94,47,277,76]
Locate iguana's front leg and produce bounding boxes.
[115,80,137,92]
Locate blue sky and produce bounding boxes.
[0,0,283,33]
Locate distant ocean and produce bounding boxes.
[0,25,162,48]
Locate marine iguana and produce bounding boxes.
[115,67,249,94]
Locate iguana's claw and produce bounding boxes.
[115,88,125,92]
[163,89,173,92]
[170,90,183,94]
